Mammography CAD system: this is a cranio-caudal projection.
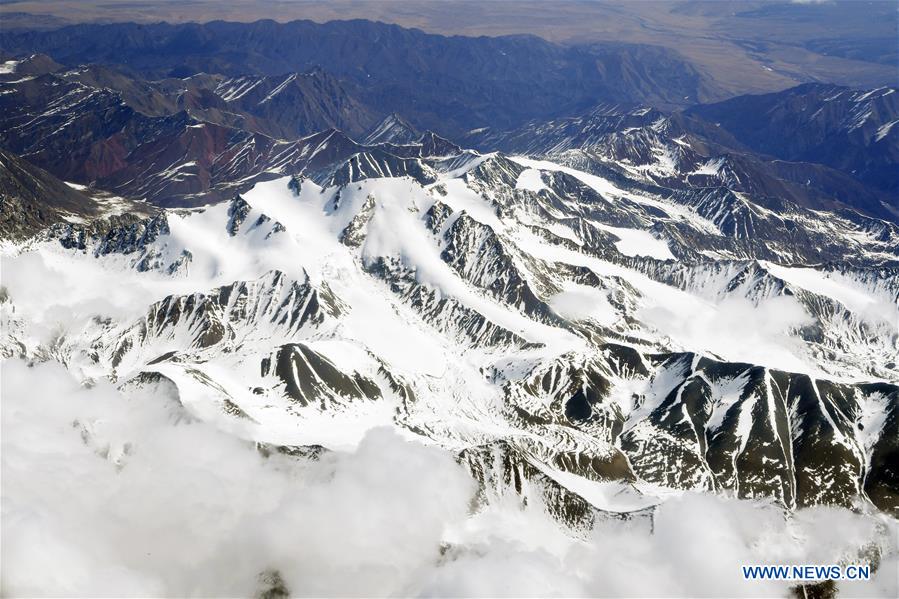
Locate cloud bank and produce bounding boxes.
[2,359,896,597]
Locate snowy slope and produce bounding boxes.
[3,131,898,596]
[4,138,897,511]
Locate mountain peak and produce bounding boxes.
[363,112,420,145]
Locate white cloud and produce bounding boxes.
[3,358,896,597]
[1,359,474,597]
[640,294,816,374]
[548,284,617,325]
[425,492,897,598]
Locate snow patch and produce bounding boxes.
[595,223,676,260]
[0,59,20,74]
[515,169,548,193]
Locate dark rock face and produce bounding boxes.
[860,383,899,514]
[2,33,894,224]
[227,196,252,236]
[262,343,383,408]
[98,270,345,372]
[0,62,474,207]
[0,148,99,240]
[459,440,627,531]
[0,147,153,241]
[321,150,438,187]
[210,70,378,139]
[50,211,169,262]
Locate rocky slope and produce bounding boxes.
[0,148,152,240]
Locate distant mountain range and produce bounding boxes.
[0,19,710,135]
[1,47,895,221]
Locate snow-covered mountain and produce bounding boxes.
[2,108,898,595]
[3,10,899,593]
[4,134,897,515]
